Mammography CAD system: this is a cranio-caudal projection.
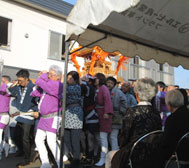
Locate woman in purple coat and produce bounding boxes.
[31,65,63,168]
[94,73,113,166]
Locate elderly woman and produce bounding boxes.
[31,65,63,168]
[105,77,162,168]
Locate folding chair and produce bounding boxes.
[128,130,163,168]
[165,132,189,168]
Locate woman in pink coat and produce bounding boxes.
[94,73,113,166]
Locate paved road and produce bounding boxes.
[0,153,41,168]
[0,153,103,168]
[0,152,177,168]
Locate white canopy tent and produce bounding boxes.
[66,0,189,69]
[59,0,189,166]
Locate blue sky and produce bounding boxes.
[174,66,189,89]
[63,0,189,89]
[63,0,76,5]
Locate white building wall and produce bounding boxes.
[112,56,174,85]
[0,0,76,73]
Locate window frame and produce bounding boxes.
[0,16,12,50]
[48,30,65,61]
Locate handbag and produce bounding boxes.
[112,112,123,125]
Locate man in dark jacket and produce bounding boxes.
[8,69,38,167]
[158,89,189,167]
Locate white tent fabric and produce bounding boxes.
[66,0,189,69]
[66,0,140,37]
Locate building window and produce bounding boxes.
[159,64,163,71]
[133,56,139,65]
[48,31,65,60]
[159,64,164,81]
[0,16,12,49]
[163,63,169,73]
[133,56,139,78]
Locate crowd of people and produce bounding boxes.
[0,65,189,168]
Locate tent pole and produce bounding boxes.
[59,41,70,168]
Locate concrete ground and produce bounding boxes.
[0,152,104,168]
[0,152,178,168]
[0,153,41,168]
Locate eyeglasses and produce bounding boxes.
[48,72,57,77]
